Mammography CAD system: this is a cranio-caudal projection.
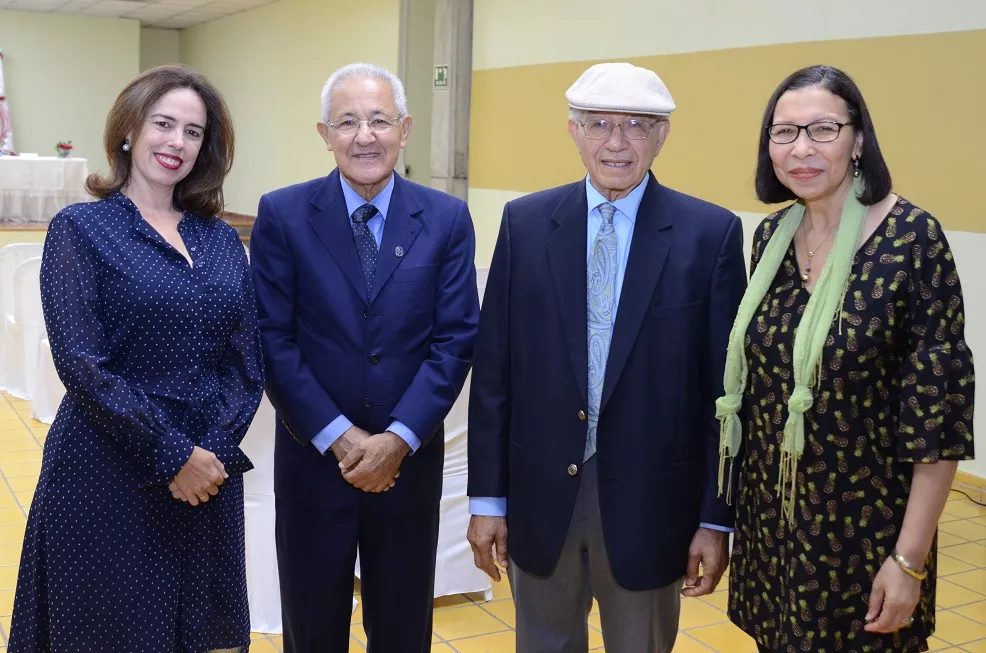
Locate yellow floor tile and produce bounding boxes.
[943,500,986,519]
[434,604,510,641]
[351,600,362,624]
[0,588,14,616]
[489,578,512,601]
[1,612,10,633]
[0,431,34,442]
[0,450,42,465]
[0,462,41,479]
[0,439,40,453]
[934,610,986,645]
[0,494,17,509]
[348,635,365,651]
[954,600,986,623]
[959,639,986,652]
[939,552,979,576]
[672,633,727,653]
[434,593,474,610]
[947,570,986,596]
[14,492,32,509]
[451,630,515,653]
[0,510,26,527]
[588,625,603,648]
[689,621,755,651]
[701,588,730,611]
[0,524,26,547]
[433,631,441,644]
[350,622,367,646]
[940,521,986,543]
[0,565,17,590]
[268,635,282,648]
[679,596,729,629]
[5,477,36,492]
[0,544,20,567]
[0,419,27,430]
[481,598,515,628]
[943,542,986,568]
[940,531,971,548]
[938,578,986,608]
[431,644,456,652]
[247,639,279,653]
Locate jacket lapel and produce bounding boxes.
[600,174,672,412]
[370,175,422,304]
[547,182,590,407]
[307,169,373,304]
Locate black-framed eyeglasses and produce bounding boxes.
[766,121,852,144]
[579,117,660,141]
[325,116,402,136]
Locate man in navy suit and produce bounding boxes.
[467,63,746,652]
[250,63,479,653]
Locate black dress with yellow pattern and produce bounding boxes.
[728,197,976,653]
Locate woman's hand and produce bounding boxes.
[169,446,227,506]
[864,556,921,633]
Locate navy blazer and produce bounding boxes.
[251,169,479,515]
[467,173,746,590]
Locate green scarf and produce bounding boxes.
[716,177,868,523]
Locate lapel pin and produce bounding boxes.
[395,246,405,258]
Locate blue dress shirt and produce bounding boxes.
[310,173,421,455]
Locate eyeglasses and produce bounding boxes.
[578,117,660,141]
[325,116,402,136]
[766,121,852,144]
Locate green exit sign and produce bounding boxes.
[434,65,449,90]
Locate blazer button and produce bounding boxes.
[578,410,587,421]
[369,354,380,364]
[568,464,579,477]
[364,397,371,408]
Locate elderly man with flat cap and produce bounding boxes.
[466,62,747,652]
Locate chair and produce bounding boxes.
[31,337,65,424]
[0,256,43,399]
[0,243,43,342]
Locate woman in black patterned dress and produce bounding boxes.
[721,66,976,653]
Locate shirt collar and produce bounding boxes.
[340,172,396,221]
[584,173,648,223]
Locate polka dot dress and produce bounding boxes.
[8,192,265,653]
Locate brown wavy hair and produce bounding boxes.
[86,65,234,218]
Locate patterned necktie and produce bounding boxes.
[351,203,379,298]
[585,202,617,462]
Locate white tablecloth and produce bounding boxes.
[0,156,90,224]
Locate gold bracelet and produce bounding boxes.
[890,549,928,581]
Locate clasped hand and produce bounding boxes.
[169,446,227,506]
[331,426,408,493]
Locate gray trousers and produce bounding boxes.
[509,457,682,653]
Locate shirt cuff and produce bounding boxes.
[470,497,507,517]
[387,420,420,454]
[699,522,734,533]
[311,415,353,455]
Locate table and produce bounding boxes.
[0,156,90,224]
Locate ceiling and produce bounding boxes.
[0,0,280,29]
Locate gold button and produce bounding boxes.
[578,410,587,421]
[568,464,579,477]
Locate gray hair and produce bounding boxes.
[568,107,586,121]
[320,63,408,123]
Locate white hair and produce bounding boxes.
[568,107,586,121]
[320,63,408,123]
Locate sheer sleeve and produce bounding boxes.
[40,209,194,485]
[198,232,264,475]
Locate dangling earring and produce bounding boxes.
[852,155,860,178]
[122,140,131,152]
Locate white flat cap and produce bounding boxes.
[566,62,676,116]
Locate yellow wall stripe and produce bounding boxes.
[469,29,986,234]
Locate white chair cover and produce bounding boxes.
[0,243,43,340]
[31,337,65,424]
[0,255,42,398]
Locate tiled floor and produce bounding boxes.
[2,389,986,652]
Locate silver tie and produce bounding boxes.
[585,203,617,461]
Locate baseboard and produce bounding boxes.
[953,470,986,503]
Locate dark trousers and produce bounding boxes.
[275,499,440,653]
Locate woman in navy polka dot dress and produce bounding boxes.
[8,66,264,653]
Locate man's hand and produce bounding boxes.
[340,431,408,493]
[467,515,509,582]
[681,527,730,597]
[330,425,372,466]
